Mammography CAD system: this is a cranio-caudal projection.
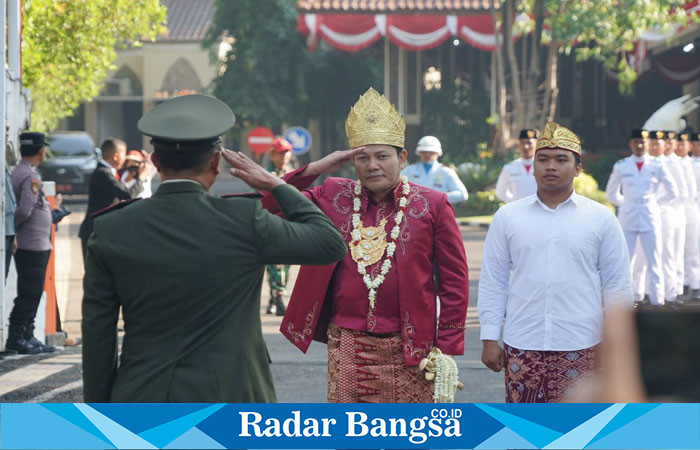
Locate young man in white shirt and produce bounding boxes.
[478,122,633,403]
[495,128,538,203]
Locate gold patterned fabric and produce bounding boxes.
[535,122,582,155]
[345,87,405,149]
[326,323,433,403]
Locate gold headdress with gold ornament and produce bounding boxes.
[536,122,582,155]
[345,87,405,149]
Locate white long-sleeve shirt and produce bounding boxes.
[679,156,698,206]
[478,191,633,351]
[604,154,678,232]
[664,154,689,204]
[402,162,468,204]
[494,157,537,203]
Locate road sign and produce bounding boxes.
[284,126,312,155]
[247,126,275,154]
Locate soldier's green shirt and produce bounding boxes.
[82,180,347,403]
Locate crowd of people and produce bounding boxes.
[10,85,687,405]
[74,87,655,407]
[605,129,700,308]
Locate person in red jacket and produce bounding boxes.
[224,88,469,403]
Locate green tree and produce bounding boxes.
[206,0,382,152]
[22,0,166,132]
[490,0,697,153]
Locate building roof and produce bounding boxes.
[159,0,215,42]
[296,0,499,13]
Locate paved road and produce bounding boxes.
[0,179,503,404]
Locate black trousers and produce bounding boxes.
[5,235,14,280]
[9,249,51,326]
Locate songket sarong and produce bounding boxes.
[504,343,598,403]
[326,323,433,403]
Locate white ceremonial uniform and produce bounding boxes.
[636,155,684,303]
[605,154,678,305]
[680,155,700,290]
[494,157,537,203]
[478,192,632,351]
[665,153,690,297]
[402,162,468,204]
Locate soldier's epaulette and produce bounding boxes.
[220,192,263,199]
[91,198,141,218]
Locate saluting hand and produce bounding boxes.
[303,147,366,176]
[221,149,285,192]
[481,340,506,373]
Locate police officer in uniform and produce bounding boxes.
[82,94,347,402]
[6,133,55,354]
[606,129,678,306]
[495,128,538,203]
[402,135,468,204]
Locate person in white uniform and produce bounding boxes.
[665,130,690,302]
[634,131,685,306]
[402,136,468,205]
[605,129,678,306]
[677,132,700,301]
[691,131,700,300]
[495,129,538,203]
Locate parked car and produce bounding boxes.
[39,132,99,195]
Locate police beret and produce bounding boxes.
[137,94,235,150]
[630,129,649,139]
[19,132,46,149]
[518,129,539,139]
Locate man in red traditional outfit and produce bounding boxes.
[224,87,469,403]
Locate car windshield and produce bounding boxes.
[47,135,94,157]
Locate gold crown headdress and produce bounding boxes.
[345,87,405,149]
[536,122,582,155]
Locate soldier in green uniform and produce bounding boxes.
[81,94,347,402]
[265,137,294,315]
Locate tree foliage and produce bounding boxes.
[491,0,696,153]
[22,0,166,132]
[206,0,382,151]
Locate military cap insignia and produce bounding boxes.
[655,131,665,139]
[527,130,535,138]
[641,130,649,139]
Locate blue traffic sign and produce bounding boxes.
[284,126,312,155]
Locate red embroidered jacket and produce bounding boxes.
[261,167,469,366]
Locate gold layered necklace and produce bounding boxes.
[350,218,388,266]
[350,176,410,311]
